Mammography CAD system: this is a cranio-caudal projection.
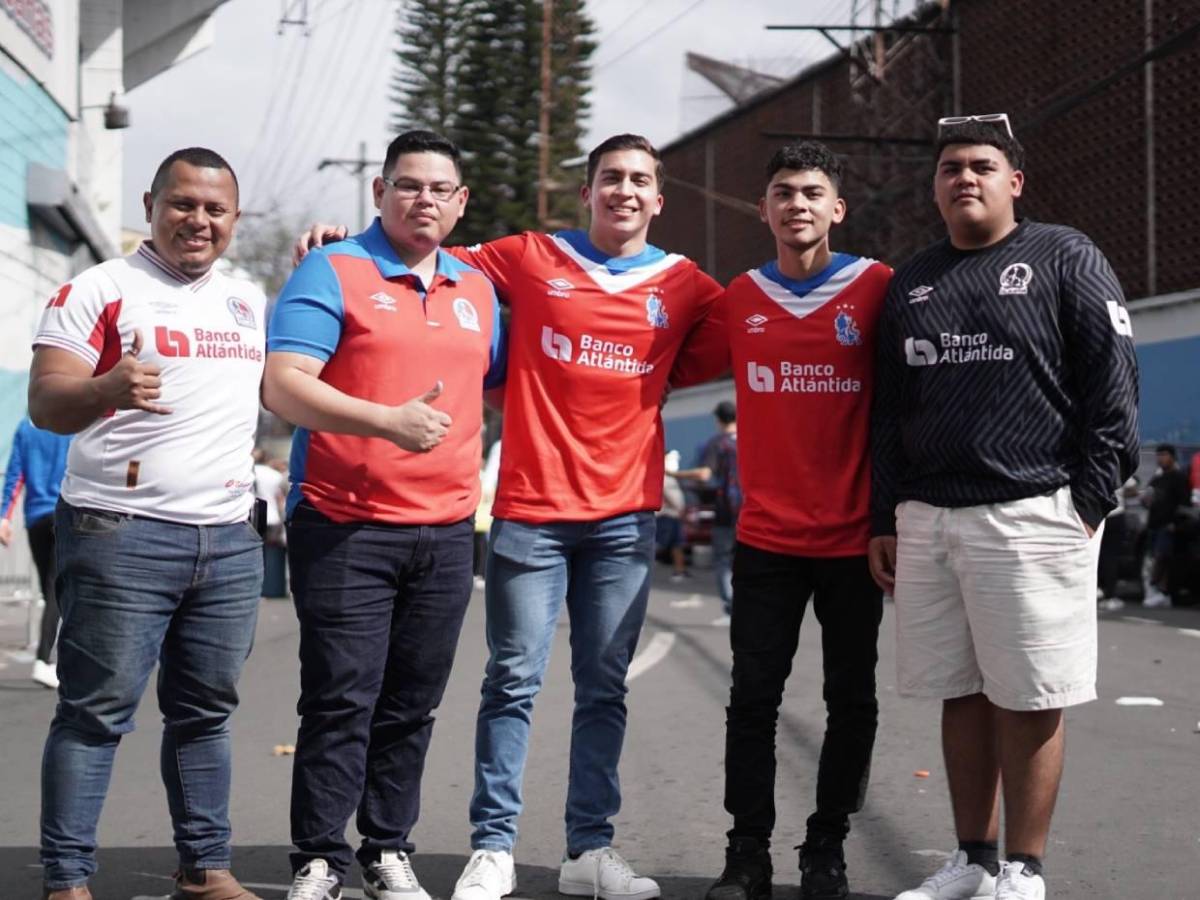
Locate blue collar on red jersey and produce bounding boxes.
[342,218,467,283]
[554,229,667,275]
[759,253,860,297]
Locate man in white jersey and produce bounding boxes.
[29,148,266,900]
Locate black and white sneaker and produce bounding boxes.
[287,860,341,900]
[363,850,431,900]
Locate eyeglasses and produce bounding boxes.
[936,113,1013,138]
[381,176,461,202]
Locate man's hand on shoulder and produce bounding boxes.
[381,382,452,453]
[292,223,349,266]
[867,535,896,593]
[100,329,172,415]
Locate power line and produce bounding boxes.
[594,0,710,72]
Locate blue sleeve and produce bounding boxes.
[267,251,345,362]
[483,287,508,390]
[2,420,26,518]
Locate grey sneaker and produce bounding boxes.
[363,850,430,900]
[287,860,341,900]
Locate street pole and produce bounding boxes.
[537,0,553,227]
[318,141,382,232]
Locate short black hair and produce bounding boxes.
[765,141,843,192]
[936,121,1026,171]
[1156,443,1177,458]
[586,134,664,189]
[150,147,238,199]
[713,400,736,425]
[383,129,462,178]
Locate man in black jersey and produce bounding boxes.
[868,117,1138,900]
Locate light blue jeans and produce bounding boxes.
[41,501,262,890]
[470,513,654,854]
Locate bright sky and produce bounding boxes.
[120,0,916,231]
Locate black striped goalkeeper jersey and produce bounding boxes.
[869,219,1140,536]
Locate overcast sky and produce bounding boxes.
[120,0,916,231]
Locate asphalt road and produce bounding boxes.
[2,570,1198,900]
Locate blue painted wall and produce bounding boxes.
[1137,336,1200,444]
[0,55,69,229]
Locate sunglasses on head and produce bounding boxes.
[936,113,1013,138]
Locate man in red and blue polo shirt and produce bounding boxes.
[263,131,506,900]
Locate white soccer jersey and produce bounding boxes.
[34,243,266,525]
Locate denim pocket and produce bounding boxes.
[489,518,541,565]
[71,507,130,536]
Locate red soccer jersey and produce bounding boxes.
[726,255,892,556]
[449,230,723,522]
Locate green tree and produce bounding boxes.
[390,0,466,134]
[390,0,596,244]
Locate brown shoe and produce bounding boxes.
[43,887,93,900]
[171,867,262,900]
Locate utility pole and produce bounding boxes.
[318,141,382,231]
[536,0,554,227]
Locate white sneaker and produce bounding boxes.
[1143,587,1171,608]
[994,861,1044,900]
[894,850,996,899]
[452,849,515,900]
[558,848,660,900]
[363,850,431,900]
[288,859,342,900]
[32,659,59,689]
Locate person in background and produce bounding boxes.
[1142,443,1191,607]
[658,450,691,583]
[0,415,71,688]
[672,401,739,623]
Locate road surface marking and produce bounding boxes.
[626,630,676,683]
[1120,616,1160,625]
[669,592,704,608]
[1115,696,1164,706]
[1178,628,1200,638]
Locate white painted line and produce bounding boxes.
[669,592,704,609]
[1115,696,1164,706]
[1178,628,1200,639]
[1120,616,1161,626]
[626,630,676,683]
[912,849,952,859]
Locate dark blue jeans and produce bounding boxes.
[41,501,262,890]
[725,543,883,849]
[287,502,474,878]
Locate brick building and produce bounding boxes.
[655,0,1200,445]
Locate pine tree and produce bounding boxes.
[389,0,596,244]
[390,0,465,134]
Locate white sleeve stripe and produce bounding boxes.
[33,333,102,369]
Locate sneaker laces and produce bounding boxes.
[924,855,974,889]
[592,848,639,899]
[374,852,418,889]
[288,863,336,900]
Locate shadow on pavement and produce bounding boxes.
[0,845,884,899]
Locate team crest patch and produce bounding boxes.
[227,297,256,328]
[453,297,481,332]
[834,305,861,346]
[646,296,669,329]
[999,263,1033,295]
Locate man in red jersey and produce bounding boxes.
[678,142,891,900]
[295,134,724,900]
[265,131,506,900]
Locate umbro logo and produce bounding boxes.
[547,278,574,298]
[907,285,934,303]
[745,313,768,334]
[371,291,398,312]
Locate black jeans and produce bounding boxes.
[286,502,474,877]
[725,542,883,848]
[29,513,59,664]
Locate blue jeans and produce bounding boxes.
[711,525,735,613]
[41,501,262,890]
[471,513,655,854]
[286,503,475,878]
